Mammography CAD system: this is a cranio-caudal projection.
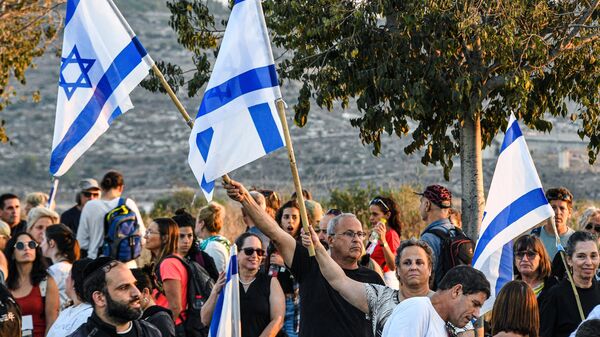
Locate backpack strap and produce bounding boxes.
[424,226,453,239]
[154,255,188,294]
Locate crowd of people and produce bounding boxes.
[0,170,599,337]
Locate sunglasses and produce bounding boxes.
[370,198,390,212]
[15,241,38,250]
[585,223,600,233]
[82,191,100,198]
[546,190,572,202]
[241,247,265,257]
[515,250,538,260]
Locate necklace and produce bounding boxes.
[239,277,256,286]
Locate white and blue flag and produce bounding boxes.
[473,114,554,313]
[209,245,241,337]
[50,0,153,176]
[188,0,285,200]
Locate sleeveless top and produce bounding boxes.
[240,272,271,337]
[14,285,46,337]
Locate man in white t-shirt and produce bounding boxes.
[77,171,145,267]
[382,265,490,337]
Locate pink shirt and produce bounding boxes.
[154,256,188,325]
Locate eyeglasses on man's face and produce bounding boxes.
[336,230,367,240]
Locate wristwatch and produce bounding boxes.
[380,242,388,248]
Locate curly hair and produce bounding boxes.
[5,232,49,290]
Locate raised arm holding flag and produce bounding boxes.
[187,0,314,254]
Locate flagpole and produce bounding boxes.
[550,217,585,320]
[275,99,315,256]
[47,177,59,209]
[105,0,232,185]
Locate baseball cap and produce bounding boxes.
[415,185,452,209]
[79,178,100,191]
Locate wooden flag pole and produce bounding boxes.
[551,217,585,320]
[275,99,315,256]
[151,64,231,184]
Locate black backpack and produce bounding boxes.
[425,227,474,284]
[101,197,141,262]
[156,255,214,337]
[0,283,21,337]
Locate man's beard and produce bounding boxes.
[105,291,142,324]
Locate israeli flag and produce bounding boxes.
[209,245,241,337]
[188,0,285,200]
[473,114,554,313]
[50,0,153,176]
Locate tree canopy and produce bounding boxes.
[0,0,63,143]
[146,0,600,236]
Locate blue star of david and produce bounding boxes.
[59,46,95,100]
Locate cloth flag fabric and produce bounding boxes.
[209,244,241,337]
[50,0,153,176]
[188,0,285,200]
[472,113,554,314]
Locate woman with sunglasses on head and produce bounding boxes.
[202,232,285,337]
[539,231,600,337]
[145,218,189,336]
[41,224,80,310]
[5,232,60,337]
[367,196,403,289]
[513,235,557,299]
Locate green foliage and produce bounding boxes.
[262,0,600,178]
[0,0,63,143]
[326,184,426,239]
[154,0,600,180]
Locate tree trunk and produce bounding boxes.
[460,112,485,242]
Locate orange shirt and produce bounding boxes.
[154,256,188,325]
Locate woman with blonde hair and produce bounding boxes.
[491,280,539,337]
[145,218,189,336]
[196,202,230,273]
[27,206,59,244]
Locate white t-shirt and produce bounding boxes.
[77,197,145,259]
[46,302,92,337]
[47,261,72,309]
[203,240,229,273]
[382,296,447,337]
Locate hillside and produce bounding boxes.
[1,0,599,212]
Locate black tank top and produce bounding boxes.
[240,272,271,337]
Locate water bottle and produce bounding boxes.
[366,218,386,255]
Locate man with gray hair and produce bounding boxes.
[225,180,384,337]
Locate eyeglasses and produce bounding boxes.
[15,241,38,250]
[585,223,600,233]
[326,208,342,216]
[515,250,538,260]
[336,230,367,240]
[82,191,100,198]
[241,248,265,257]
[370,198,390,212]
[144,230,161,237]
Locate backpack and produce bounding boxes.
[101,197,141,262]
[0,283,21,337]
[156,255,214,337]
[425,227,474,283]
